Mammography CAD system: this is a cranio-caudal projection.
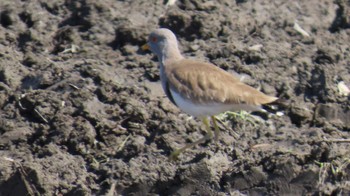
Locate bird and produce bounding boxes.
[144,28,278,160]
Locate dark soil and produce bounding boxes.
[0,0,350,195]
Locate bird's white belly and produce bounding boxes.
[170,89,260,117]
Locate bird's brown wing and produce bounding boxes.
[165,59,277,105]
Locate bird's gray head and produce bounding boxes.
[147,28,182,62]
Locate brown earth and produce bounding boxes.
[0,0,350,195]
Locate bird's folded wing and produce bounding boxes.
[166,59,277,105]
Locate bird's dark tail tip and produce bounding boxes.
[253,98,289,119]
[269,98,289,109]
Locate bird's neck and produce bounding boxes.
[158,42,183,66]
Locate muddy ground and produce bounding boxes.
[0,0,349,195]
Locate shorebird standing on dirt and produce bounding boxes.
[144,28,278,160]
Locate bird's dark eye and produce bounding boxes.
[151,36,157,43]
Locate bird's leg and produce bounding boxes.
[211,116,220,141]
[169,117,213,161]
